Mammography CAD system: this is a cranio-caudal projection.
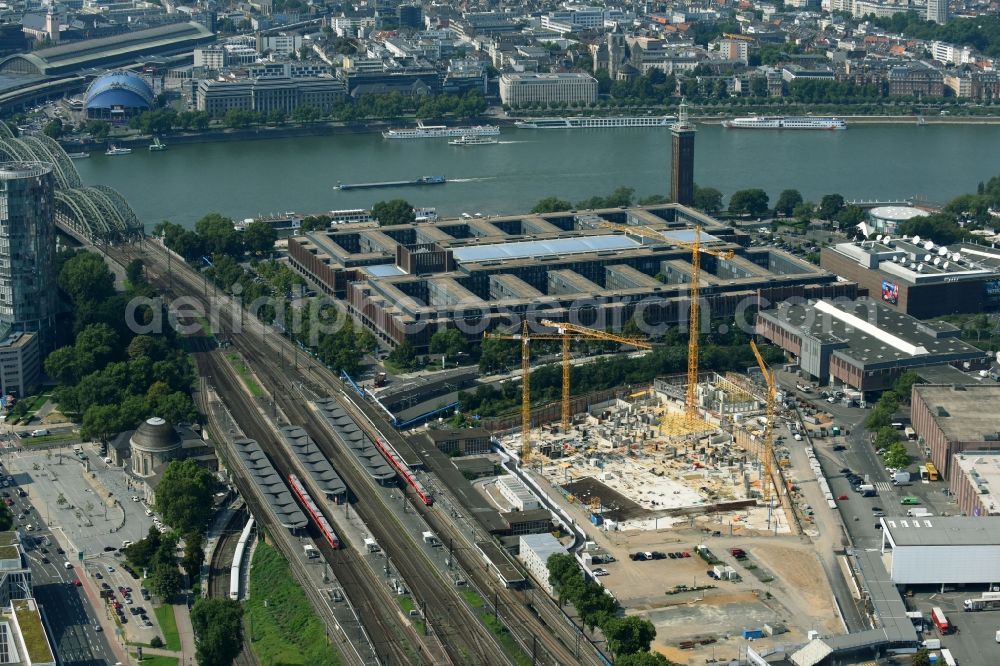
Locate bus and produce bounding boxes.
[901,496,921,505]
[925,462,939,481]
[931,606,950,633]
[940,648,957,665]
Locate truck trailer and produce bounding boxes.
[963,592,1000,611]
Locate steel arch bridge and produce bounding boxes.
[54,187,143,244]
[0,135,143,243]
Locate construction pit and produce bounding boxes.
[495,379,843,663]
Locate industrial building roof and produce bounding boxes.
[883,516,1000,546]
[452,234,641,264]
[519,533,567,562]
[366,264,406,277]
[912,384,1000,443]
[760,298,985,367]
[953,451,1000,517]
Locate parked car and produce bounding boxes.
[837,495,849,501]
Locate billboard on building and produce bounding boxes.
[882,280,899,305]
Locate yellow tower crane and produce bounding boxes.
[750,340,776,502]
[601,223,735,422]
[484,321,651,462]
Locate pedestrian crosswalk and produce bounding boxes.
[874,482,895,494]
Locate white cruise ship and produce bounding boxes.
[722,116,847,130]
[382,123,500,139]
[514,116,676,129]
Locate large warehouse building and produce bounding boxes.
[287,205,857,351]
[880,516,1000,585]
[756,298,988,393]
[950,450,1000,518]
[912,383,1000,481]
[820,236,1000,318]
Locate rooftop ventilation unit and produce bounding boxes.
[933,257,941,266]
[924,254,932,262]
[953,252,962,261]
[917,263,924,272]
[876,234,884,242]
[892,255,900,262]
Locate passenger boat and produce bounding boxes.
[105,144,132,155]
[148,137,167,151]
[66,152,90,159]
[448,134,499,146]
[382,123,499,139]
[721,116,846,130]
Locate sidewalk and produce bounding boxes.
[174,603,196,665]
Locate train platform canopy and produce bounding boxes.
[278,425,347,500]
[311,399,396,482]
[0,22,214,76]
[232,437,307,529]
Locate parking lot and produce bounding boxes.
[3,443,170,645]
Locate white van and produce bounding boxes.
[63,562,72,569]
[30,429,48,437]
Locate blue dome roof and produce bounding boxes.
[85,71,154,110]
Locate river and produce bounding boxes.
[74,123,1000,229]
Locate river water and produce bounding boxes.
[74,123,1000,228]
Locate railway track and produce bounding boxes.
[206,509,246,600]
[111,240,604,665]
[199,345,429,666]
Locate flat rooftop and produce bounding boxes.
[826,237,1000,284]
[760,298,985,366]
[452,234,641,264]
[882,516,1000,547]
[913,384,1000,442]
[953,451,1000,516]
[11,599,53,665]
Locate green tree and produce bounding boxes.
[195,213,242,257]
[149,564,184,599]
[181,531,204,581]
[0,502,12,532]
[898,213,968,245]
[125,259,146,288]
[616,652,676,666]
[387,340,417,370]
[242,220,277,256]
[191,598,244,666]
[605,616,657,658]
[884,442,910,468]
[834,204,865,230]
[817,193,846,220]
[85,120,110,139]
[125,526,163,569]
[911,648,931,666]
[873,426,899,451]
[728,188,770,218]
[547,553,580,606]
[80,404,129,443]
[155,459,218,534]
[893,370,924,400]
[372,199,416,226]
[692,186,723,213]
[793,202,815,225]
[58,251,116,306]
[531,197,573,214]
[775,189,803,217]
[429,328,467,358]
[43,118,63,139]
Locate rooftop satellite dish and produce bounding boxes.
[943,261,950,270]
[912,235,921,245]
[923,254,932,262]
[953,252,962,261]
[918,263,924,272]
[876,234,884,242]
[933,257,941,266]
[937,246,948,256]
[892,255,900,262]
[924,240,935,251]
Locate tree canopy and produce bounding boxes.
[531,197,573,214]
[372,199,416,226]
[775,189,803,217]
[155,459,218,533]
[692,186,723,214]
[728,189,770,217]
[191,598,245,666]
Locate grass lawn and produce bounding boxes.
[133,654,178,666]
[396,596,426,635]
[482,613,531,666]
[22,432,75,446]
[461,590,485,609]
[226,353,264,397]
[153,605,181,652]
[245,543,345,665]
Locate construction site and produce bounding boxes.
[509,370,795,535]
